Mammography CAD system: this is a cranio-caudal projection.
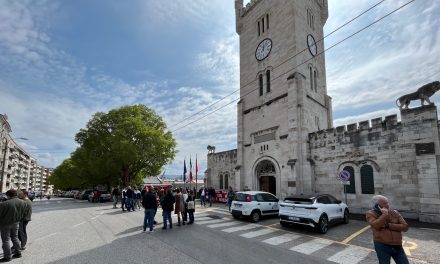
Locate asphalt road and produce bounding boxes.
[2,198,437,264]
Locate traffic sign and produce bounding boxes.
[339,170,351,181]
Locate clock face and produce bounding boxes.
[307,34,317,56]
[255,38,272,61]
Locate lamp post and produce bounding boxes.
[0,137,28,192]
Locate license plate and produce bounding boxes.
[288,216,300,221]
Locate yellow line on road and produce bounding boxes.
[341,225,371,244]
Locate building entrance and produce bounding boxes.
[256,160,276,196]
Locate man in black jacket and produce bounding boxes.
[161,189,175,230]
[0,190,25,262]
[142,187,158,232]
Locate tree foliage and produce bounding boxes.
[51,105,177,189]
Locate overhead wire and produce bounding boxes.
[171,0,416,133]
[169,0,387,129]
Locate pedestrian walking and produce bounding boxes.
[199,187,207,207]
[227,186,235,212]
[161,189,175,230]
[209,187,216,207]
[174,189,184,226]
[182,189,189,224]
[142,186,158,233]
[18,191,32,250]
[186,190,196,224]
[125,186,134,212]
[0,189,25,262]
[134,189,141,210]
[111,186,120,209]
[121,187,127,211]
[366,195,409,264]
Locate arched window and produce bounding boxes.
[361,165,375,194]
[313,69,317,92]
[224,174,229,190]
[266,70,271,93]
[259,74,264,96]
[344,166,355,194]
[219,174,223,189]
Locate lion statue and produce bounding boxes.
[396,81,440,110]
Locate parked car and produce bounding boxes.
[73,190,82,199]
[99,191,111,202]
[0,193,7,202]
[80,190,93,200]
[279,194,349,234]
[28,191,35,201]
[230,191,279,222]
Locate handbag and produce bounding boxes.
[187,200,195,210]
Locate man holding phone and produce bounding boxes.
[366,195,409,264]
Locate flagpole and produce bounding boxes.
[195,154,198,198]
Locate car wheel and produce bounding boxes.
[280,221,289,228]
[316,215,328,234]
[232,214,240,219]
[250,210,260,222]
[343,209,349,224]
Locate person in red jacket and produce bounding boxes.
[366,195,409,264]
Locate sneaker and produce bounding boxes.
[0,258,11,262]
[149,230,154,233]
[143,229,146,232]
[12,254,22,259]
[21,246,26,250]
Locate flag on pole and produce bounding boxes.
[195,154,198,183]
[189,157,193,182]
[183,159,187,182]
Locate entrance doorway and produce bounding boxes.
[255,160,276,196]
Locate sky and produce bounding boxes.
[0,0,439,177]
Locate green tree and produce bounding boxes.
[75,105,177,186]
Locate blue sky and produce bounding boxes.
[1,0,439,177]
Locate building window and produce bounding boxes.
[344,166,356,194]
[313,69,317,92]
[219,174,224,189]
[361,165,375,194]
[258,21,260,36]
[257,14,270,36]
[225,174,229,190]
[309,66,313,90]
[266,14,269,29]
[266,70,271,93]
[262,17,265,33]
[259,74,264,96]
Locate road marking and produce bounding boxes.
[222,224,258,233]
[341,225,371,244]
[34,232,58,242]
[91,215,100,220]
[262,233,300,245]
[207,222,241,228]
[290,238,332,255]
[402,240,418,256]
[195,219,225,225]
[327,245,371,264]
[57,201,62,203]
[72,221,86,228]
[240,228,276,238]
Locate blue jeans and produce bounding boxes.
[143,209,155,231]
[200,195,206,206]
[163,211,172,228]
[374,241,409,264]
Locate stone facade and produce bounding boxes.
[206,0,440,222]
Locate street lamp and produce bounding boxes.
[0,137,28,192]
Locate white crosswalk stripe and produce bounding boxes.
[262,233,301,245]
[196,219,225,225]
[327,245,372,264]
[240,228,276,238]
[290,238,333,255]
[222,224,258,233]
[195,217,213,221]
[207,221,242,228]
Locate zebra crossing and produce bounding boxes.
[192,209,390,264]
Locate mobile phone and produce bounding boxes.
[374,204,382,215]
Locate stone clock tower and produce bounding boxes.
[235,0,332,197]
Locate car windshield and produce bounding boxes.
[283,197,314,204]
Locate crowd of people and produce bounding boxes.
[0,189,33,263]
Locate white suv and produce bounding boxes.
[279,194,349,234]
[231,191,279,222]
